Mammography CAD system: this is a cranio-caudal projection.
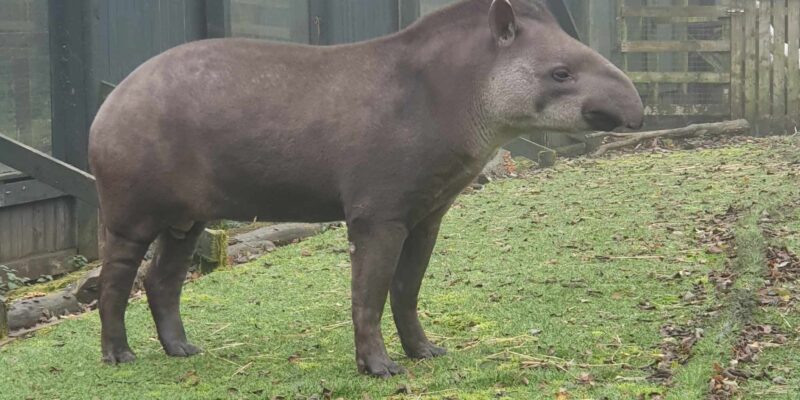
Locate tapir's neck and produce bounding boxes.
[379,12,506,166]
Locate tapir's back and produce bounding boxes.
[89,38,403,231]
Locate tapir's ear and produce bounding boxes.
[489,0,517,47]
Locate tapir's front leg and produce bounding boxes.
[390,206,449,359]
[347,218,408,377]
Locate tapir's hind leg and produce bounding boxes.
[145,222,206,357]
[100,230,151,364]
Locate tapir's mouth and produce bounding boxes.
[582,110,624,132]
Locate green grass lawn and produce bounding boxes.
[2,137,799,400]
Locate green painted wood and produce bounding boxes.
[502,138,556,166]
[48,0,98,260]
[399,0,420,28]
[0,133,97,207]
[206,0,231,38]
[0,179,65,208]
[545,0,581,41]
[231,0,309,43]
[311,0,399,45]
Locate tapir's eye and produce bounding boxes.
[551,68,573,82]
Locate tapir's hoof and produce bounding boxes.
[102,348,137,365]
[358,356,406,378]
[163,341,203,357]
[406,342,447,359]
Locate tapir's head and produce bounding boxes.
[482,0,644,134]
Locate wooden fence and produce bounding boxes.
[731,0,800,133]
[616,0,799,132]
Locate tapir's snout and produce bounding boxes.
[581,64,645,132]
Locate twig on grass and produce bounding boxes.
[210,323,232,336]
[230,361,253,378]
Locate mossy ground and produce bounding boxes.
[1,137,799,399]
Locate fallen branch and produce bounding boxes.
[6,289,84,331]
[591,119,751,157]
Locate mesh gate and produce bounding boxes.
[618,0,734,125]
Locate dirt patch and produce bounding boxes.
[759,246,800,307]
[647,323,704,385]
[708,208,800,399]
[709,324,788,400]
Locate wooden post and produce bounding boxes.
[205,0,231,39]
[757,0,772,133]
[788,1,800,129]
[743,0,758,123]
[729,0,745,119]
[195,229,228,275]
[48,0,99,261]
[772,0,787,131]
[398,0,420,29]
[0,297,8,340]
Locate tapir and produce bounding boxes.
[89,0,644,377]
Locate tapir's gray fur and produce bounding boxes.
[89,0,643,376]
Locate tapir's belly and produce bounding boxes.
[210,179,346,223]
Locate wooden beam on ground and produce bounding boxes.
[591,119,751,156]
[0,133,98,207]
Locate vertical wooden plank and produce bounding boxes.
[307,0,326,44]
[56,198,76,251]
[43,197,56,253]
[19,201,33,258]
[184,0,207,42]
[31,200,45,253]
[74,200,96,259]
[730,0,745,119]
[11,202,24,259]
[787,1,799,128]
[48,0,98,260]
[617,0,628,72]
[772,0,787,126]
[289,0,311,43]
[679,0,689,99]
[11,57,32,146]
[758,0,773,129]
[744,0,758,122]
[399,0,420,29]
[545,0,582,41]
[0,210,10,261]
[205,0,231,39]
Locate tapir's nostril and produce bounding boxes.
[583,110,623,132]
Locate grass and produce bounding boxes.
[1,137,800,399]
